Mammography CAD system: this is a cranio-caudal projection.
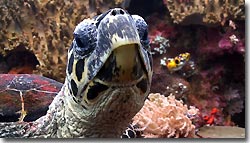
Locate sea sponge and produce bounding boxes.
[0,0,128,82]
[164,0,245,25]
[132,93,199,138]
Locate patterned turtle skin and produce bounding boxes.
[0,8,152,138]
[121,124,143,138]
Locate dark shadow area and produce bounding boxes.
[127,0,167,17]
[4,45,39,74]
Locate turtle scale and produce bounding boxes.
[0,74,62,122]
[0,8,153,138]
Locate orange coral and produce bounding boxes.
[132,93,199,138]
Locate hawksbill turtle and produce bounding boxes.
[0,8,153,138]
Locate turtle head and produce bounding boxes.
[65,8,152,130]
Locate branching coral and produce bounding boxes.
[132,93,199,138]
[164,0,245,25]
[150,35,170,55]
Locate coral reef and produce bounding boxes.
[187,62,245,127]
[132,93,199,138]
[164,0,245,25]
[0,0,245,138]
[0,0,127,82]
[146,0,245,127]
[198,21,245,57]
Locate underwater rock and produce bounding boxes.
[0,0,127,82]
[196,126,245,138]
[0,74,62,122]
[163,0,245,25]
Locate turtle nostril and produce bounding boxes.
[111,9,125,16]
[111,10,116,16]
[120,9,124,14]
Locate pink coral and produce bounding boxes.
[218,32,244,54]
[198,21,245,57]
[218,35,234,51]
[132,93,199,138]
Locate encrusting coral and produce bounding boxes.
[132,93,199,138]
[146,3,245,127]
[0,0,128,82]
[164,0,245,25]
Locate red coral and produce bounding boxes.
[203,108,219,125]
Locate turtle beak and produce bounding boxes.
[111,43,140,82]
[86,12,142,81]
[85,9,152,87]
[95,43,145,83]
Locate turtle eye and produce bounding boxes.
[132,15,150,47]
[74,36,94,56]
[142,30,148,41]
[141,30,150,46]
[75,37,86,48]
[73,20,97,57]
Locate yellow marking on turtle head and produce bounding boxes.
[111,33,140,50]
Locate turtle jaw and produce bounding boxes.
[81,86,147,137]
[79,42,150,107]
[111,44,138,82]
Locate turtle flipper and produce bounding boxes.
[0,122,31,138]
